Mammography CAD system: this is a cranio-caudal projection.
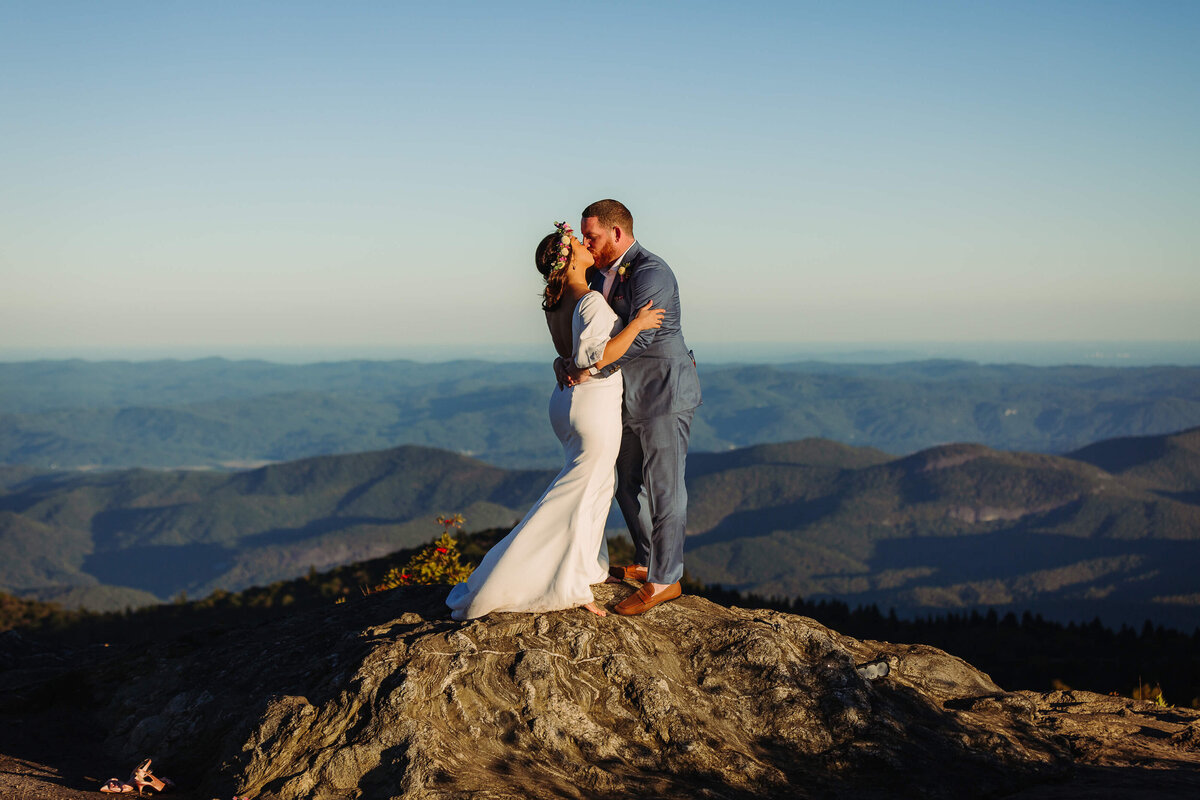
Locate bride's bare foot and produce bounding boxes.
[583,601,607,617]
[605,575,623,584]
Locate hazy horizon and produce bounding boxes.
[3,339,1199,368]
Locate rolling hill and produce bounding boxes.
[1068,425,1200,503]
[0,447,554,610]
[682,431,1200,628]
[1,428,1199,627]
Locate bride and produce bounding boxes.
[446,222,664,620]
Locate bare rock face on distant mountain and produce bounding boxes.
[683,434,1200,629]
[2,585,1199,798]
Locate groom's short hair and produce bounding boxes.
[582,199,634,237]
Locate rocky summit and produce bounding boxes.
[2,585,1199,799]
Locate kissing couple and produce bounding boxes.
[447,199,702,619]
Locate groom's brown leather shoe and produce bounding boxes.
[608,564,649,582]
[614,581,681,615]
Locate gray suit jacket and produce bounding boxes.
[592,242,701,419]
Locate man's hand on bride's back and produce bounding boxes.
[634,300,666,331]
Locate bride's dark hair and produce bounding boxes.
[535,232,571,311]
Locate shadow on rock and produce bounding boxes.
[3,585,1198,799]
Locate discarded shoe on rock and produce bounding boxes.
[856,658,891,681]
[100,758,174,794]
[100,778,135,794]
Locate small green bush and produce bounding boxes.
[376,515,474,589]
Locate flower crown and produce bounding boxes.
[551,221,573,271]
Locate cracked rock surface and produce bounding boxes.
[2,584,1198,799]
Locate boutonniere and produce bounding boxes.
[616,261,632,281]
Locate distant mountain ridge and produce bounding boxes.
[0,446,554,610]
[1069,426,1200,502]
[2,427,1198,627]
[682,429,1200,629]
[3,358,1200,469]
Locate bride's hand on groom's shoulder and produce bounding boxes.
[634,300,666,331]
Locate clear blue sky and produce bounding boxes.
[2,1,1197,362]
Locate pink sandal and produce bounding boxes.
[101,759,174,794]
[100,777,135,793]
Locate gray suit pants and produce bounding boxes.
[614,408,694,585]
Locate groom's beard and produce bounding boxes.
[594,245,619,269]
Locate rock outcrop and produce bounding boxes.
[99,585,1066,799]
[4,584,1200,798]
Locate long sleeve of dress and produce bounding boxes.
[573,292,621,369]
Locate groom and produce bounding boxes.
[558,199,702,615]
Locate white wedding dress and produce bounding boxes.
[447,292,623,620]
